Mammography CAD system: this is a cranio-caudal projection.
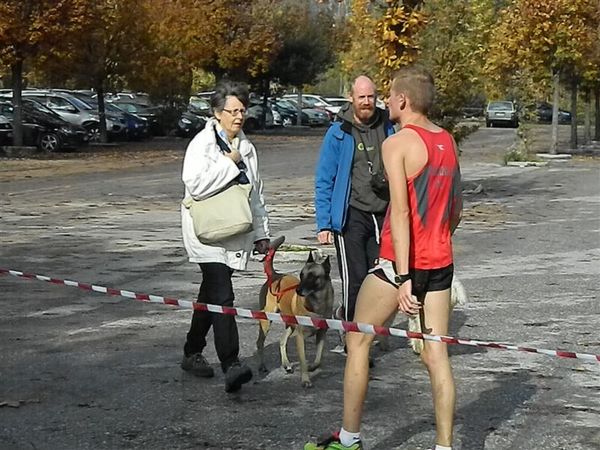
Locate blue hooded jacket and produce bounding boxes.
[315,114,395,233]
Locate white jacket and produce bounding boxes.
[180,118,270,270]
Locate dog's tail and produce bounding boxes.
[451,276,468,307]
[264,236,285,285]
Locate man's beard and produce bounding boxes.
[355,106,375,123]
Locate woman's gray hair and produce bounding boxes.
[210,81,250,113]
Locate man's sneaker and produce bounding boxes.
[330,344,347,355]
[224,362,253,393]
[181,353,214,378]
[304,432,363,450]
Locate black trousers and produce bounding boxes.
[183,262,239,372]
[334,206,386,322]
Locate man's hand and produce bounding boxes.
[253,239,270,255]
[317,230,334,245]
[396,280,420,315]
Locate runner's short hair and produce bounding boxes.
[390,65,435,115]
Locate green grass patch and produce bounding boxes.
[279,244,316,252]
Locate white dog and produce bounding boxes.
[376,276,467,354]
[407,276,468,354]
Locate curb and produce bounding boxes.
[536,153,573,160]
[506,161,548,167]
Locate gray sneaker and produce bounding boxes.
[181,353,214,378]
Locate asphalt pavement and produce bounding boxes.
[0,126,599,450]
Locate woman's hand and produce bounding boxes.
[253,239,270,255]
[396,280,420,315]
[225,149,242,163]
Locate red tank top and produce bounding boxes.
[379,124,461,269]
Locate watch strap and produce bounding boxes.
[394,273,411,285]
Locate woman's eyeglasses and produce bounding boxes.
[222,108,247,117]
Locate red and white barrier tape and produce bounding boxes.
[1,267,599,363]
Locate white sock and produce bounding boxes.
[339,427,361,447]
[434,445,452,450]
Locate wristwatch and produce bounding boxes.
[394,273,411,285]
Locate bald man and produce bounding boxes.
[314,76,395,351]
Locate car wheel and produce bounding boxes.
[84,122,100,142]
[38,132,61,152]
[486,121,492,128]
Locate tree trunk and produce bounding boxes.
[261,78,269,129]
[595,86,600,141]
[95,81,108,143]
[583,88,591,144]
[10,60,24,147]
[550,70,560,154]
[570,77,578,149]
[296,90,303,127]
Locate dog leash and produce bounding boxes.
[263,247,299,302]
[268,277,299,301]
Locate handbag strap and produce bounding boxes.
[213,126,250,185]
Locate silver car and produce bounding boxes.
[21,91,127,140]
[485,101,519,128]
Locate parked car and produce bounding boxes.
[283,98,330,127]
[485,100,519,128]
[324,97,349,115]
[0,114,11,146]
[176,96,213,138]
[13,90,127,141]
[269,98,310,126]
[62,90,150,141]
[109,100,163,135]
[283,94,336,121]
[0,99,89,152]
[533,102,572,124]
[244,101,275,132]
[177,109,208,138]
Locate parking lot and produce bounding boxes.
[1,125,599,449]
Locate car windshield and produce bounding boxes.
[488,101,514,111]
[189,97,210,111]
[102,102,124,113]
[301,97,323,107]
[281,99,300,107]
[27,99,59,116]
[66,95,94,110]
[115,102,139,113]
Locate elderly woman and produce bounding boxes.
[180,81,270,393]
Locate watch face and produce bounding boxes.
[395,274,410,284]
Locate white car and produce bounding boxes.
[325,96,387,113]
[324,97,349,114]
[282,94,337,116]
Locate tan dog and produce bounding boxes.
[256,236,334,388]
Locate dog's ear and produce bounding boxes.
[322,255,331,274]
[306,250,315,263]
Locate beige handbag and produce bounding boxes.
[182,183,253,244]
